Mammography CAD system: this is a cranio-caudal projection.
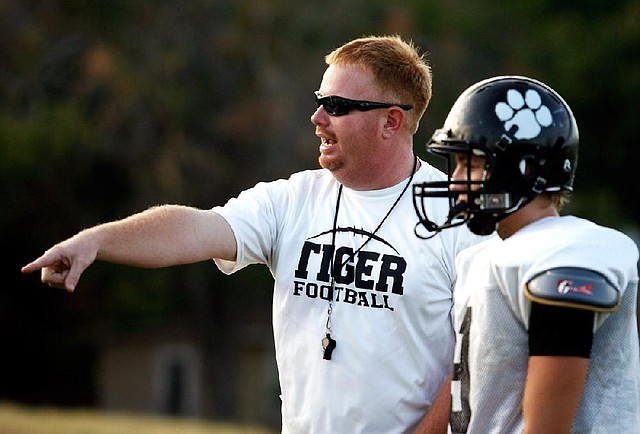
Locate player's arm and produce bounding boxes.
[21,204,237,292]
[523,305,591,433]
[522,267,620,433]
[414,374,451,434]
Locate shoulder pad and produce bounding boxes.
[525,267,620,312]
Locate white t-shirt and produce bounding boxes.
[213,160,482,434]
[451,215,640,433]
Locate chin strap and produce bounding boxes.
[467,215,498,236]
[414,201,469,239]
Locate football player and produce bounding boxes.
[414,76,640,432]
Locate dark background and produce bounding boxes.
[2,0,638,426]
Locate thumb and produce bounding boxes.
[63,262,87,293]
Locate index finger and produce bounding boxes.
[21,256,50,274]
[21,248,65,274]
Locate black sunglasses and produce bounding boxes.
[314,91,413,116]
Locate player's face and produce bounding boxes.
[450,152,487,204]
[311,65,389,188]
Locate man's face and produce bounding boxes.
[310,64,390,188]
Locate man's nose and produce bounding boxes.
[310,105,327,126]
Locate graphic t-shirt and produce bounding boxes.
[213,160,482,434]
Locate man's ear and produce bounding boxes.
[382,107,404,138]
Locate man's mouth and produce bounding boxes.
[322,137,336,146]
[320,137,337,149]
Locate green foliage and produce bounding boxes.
[0,102,98,171]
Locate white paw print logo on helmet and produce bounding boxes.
[494,89,553,140]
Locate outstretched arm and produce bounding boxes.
[21,204,236,292]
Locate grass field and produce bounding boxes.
[0,402,277,434]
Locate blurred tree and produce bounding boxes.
[409,0,640,225]
[1,0,637,425]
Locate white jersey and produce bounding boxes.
[213,160,482,434]
[451,216,640,433]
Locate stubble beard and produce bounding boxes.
[318,155,343,172]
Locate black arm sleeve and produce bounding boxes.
[528,302,595,358]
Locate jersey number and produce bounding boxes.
[450,307,471,432]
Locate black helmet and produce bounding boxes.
[413,75,579,236]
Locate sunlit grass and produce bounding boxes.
[0,402,277,434]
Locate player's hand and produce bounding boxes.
[21,237,97,293]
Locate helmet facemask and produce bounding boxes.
[414,132,530,237]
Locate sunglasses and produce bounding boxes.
[314,91,413,116]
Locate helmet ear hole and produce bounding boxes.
[518,158,527,175]
[517,156,536,176]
